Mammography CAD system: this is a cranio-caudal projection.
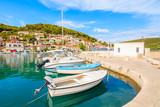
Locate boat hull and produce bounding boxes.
[48,78,103,97]
[45,60,85,69]
[56,67,98,74]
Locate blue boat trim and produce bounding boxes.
[56,63,101,70]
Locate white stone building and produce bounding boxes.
[114,42,144,56]
[18,31,30,35]
[6,39,24,52]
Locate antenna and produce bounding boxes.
[142,36,144,42]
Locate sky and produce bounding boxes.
[0,0,160,42]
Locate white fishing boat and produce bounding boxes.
[47,82,107,107]
[44,70,107,97]
[44,56,85,69]
[56,63,101,74]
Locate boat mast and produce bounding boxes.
[61,10,64,47]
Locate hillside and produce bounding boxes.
[0,23,97,42]
[122,38,160,51]
[0,23,18,32]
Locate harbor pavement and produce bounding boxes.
[79,52,160,107]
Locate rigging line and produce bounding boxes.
[22,92,48,107]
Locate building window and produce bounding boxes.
[17,41,19,43]
[9,44,11,47]
[136,47,139,53]
[19,45,21,47]
[118,48,120,53]
[14,45,17,47]
[12,41,14,43]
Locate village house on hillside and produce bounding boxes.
[10,35,19,40]
[0,37,3,41]
[36,44,51,51]
[46,34,57,37]
[34,33,44,37]
[0,41,6,47]
[6,39,24,52]
[1,31,10,33]
[18,31,30,35]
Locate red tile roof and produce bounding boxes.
[0,41,6,43]
[54,44,62,46]
[96,45,106,48]
[71,46,78,48]
[6,39,22,43]
[64,45,71,47]
[37,45,42,47]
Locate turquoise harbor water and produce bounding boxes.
[0,54,140,107]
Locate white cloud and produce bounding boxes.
[55,20,94,28]
[91,28,160,42]
[55,20,85,28]
[39,0,160,15]
[0,15,13,25]
[19,20,25,26]
[88,21,95,24]
[93,28,110,33]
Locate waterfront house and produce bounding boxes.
[25,45,33,51]
[54,44,62,49]
[37,45,45,51]
[96,45,106,48]
[0,41,6,47]
[114,42,144,56]
[71,46,80,51]
[6,39,24,52]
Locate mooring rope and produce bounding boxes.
[22,92,48,107]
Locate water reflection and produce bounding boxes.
[47,82,107,107]
[107,70,141,92]
[0,54,140,107]
[0,54,45,81]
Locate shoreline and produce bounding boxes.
[78,51,160,107]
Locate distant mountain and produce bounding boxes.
[0,23,97,42]
[122,38,160,51]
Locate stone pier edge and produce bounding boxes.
[78,54,144,107]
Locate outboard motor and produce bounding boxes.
[37,59,50,68]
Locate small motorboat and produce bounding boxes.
[47,82,107,107]
[56,63,101,74]
[44,57,85,69]
[35,70,107,97]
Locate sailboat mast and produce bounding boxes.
[61,10,63,47]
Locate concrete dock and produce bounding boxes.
[79,51,160,107]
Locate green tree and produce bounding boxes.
[28,37,36,44]
[33,46,37,51]
[78,43,86,51]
